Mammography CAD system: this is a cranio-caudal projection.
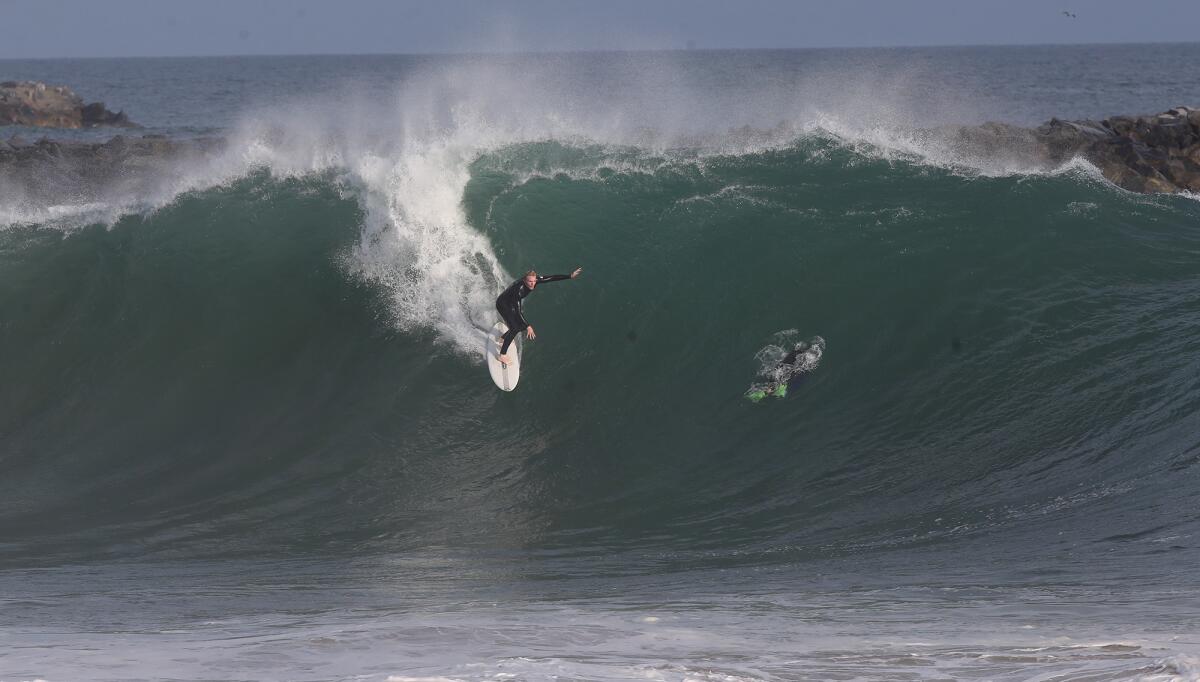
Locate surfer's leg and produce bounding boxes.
[498,305,523,355]
[500,327,520,354]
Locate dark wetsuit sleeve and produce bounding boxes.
[536,274,571,283]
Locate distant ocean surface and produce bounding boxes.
[2,45,1199,681]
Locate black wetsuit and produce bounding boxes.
[775,345,809,386]
[495,274,571,354]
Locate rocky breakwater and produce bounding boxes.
[0,80,138,128]
[0,134,222,172]
[947,106,1200,194]
[0,134,225,215]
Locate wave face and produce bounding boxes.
[2,48,1200,680]
[3,132,1199,570]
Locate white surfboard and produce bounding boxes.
[485,321,522,391]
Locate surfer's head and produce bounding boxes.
[524,270,538,288]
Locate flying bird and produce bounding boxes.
[1062,10,1077,18]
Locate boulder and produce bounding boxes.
[1027,107,1200,194]
[0,81,139,128]
[80,101,137,128]
[0,81,82,127]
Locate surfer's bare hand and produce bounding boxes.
[526,325,536,340]
[499,354,510,365]
[571,267,582,279]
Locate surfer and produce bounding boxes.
[495,267,583,364]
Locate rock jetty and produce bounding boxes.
[0,80,139,128]
[1039,107,1200,193]
[0,134,224,212]
[946,106,1200,194]
[0,134,222,175]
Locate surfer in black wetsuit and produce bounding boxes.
[495,267,583,364]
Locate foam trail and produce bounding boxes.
[341,138,507,352]
[211,136,503,352]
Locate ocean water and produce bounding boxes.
[1,45,1200,681]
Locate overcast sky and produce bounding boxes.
[3,0,1199,59]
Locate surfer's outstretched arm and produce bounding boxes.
[536,267,583,283]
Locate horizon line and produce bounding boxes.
[2,39,1198,62]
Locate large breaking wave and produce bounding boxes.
[1,61,1199,582]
